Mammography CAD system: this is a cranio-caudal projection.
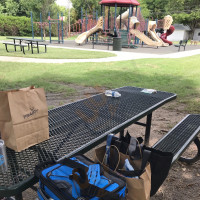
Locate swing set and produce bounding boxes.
[31,12,64,44]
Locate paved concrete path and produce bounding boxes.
[0,45,199,63]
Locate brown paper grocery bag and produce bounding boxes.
[95,145,151,200]
[125,163,151,200]
[0,86,49,152]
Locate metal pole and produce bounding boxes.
[86,10,87,32]
[40,13,43,40]
[114,3,117,35]
[142,18,149,46]
[57,13,60,43]
[93,8,95,26]
[103,5,105,31]
[135,6,138,17]
[131,6,133,16]
[108,6,110,30]
[61,12,64,43]
[120,7,122,29]
[146,18,149,35]
[68,2,71,37]
[92,33,94,49]
[81,7,83,33]
[31,12,34,38]
[85,10,88,43]
[128,5,131,32]
[144,113,152,146]
[48,12,51,43]
[134,6,138,44]
[96,10,98,42]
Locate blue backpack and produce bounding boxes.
[35,155,126,200]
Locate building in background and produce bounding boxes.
[167,24,190,41]
[193,29,200,41]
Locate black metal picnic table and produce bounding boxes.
[0,86,176,200]
[6,37,45,54]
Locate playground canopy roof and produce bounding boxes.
[99,0,140,6]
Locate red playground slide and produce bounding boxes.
[160,25,175,45]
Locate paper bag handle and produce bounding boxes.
[99,145,120,171]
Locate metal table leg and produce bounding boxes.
[144,113,152,146]
[31,42,33,54]
[19,40,22,52]
[37,42,39,53]
[92,34,94,49]
[14,39,16,52]
[5,44,9,52]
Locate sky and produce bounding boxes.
[56,0,72,8]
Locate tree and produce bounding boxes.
[173,11,200,37]
[40,0,55,20]
[71,0,100,20]
[19,0,41,19]
[0,0,19,16]
[20,0,56,21]
[140,0,170,19]
[0,3,5,14]
[0,0,56,20]
[6,0,19,15]
[167,0,200,37]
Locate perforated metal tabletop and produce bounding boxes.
[0,86,176,198]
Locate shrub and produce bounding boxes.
[0,15,39,36]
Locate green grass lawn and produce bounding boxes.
[0,55,200,113]
[0,45,115,59]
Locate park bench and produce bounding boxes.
[153,114,200,165]
[90,35,113,50]
[3,42,27,54]
[174,40,188,52]
[26,42,48,53]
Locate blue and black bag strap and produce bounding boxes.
[60,158,124,200]
[128,137,144,160]
[71,168,124,200]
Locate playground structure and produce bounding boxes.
[31,12,64,43]
[48,12,64,43]
[30,1,175,47]
[74,0,175,48]
[148,21,169,46]
[158,15,175,45]
[115,9,163,47]
[75,17,103,44]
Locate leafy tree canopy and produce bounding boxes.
[71,0,100,19]
[0,0,61,21]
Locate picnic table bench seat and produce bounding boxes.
[26,42,48,53]
[174,40,188,51]
[3,42,27,54]
[153,114,200,165]
[91,36,113,50]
